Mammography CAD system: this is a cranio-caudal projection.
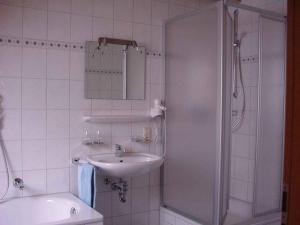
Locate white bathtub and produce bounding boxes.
[0,193,103,225]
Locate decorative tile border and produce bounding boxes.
[0,35,163,57]
[85,69,123,74]
[241,55,259,63]
[0,35,85,51]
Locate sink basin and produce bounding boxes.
[86,152,164,177]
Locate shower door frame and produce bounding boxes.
[161,2,232,225]
[253,14,287,217]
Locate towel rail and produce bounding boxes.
[72,157,88,166]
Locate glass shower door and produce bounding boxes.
[163,3,232,225]
[253,16,286,216]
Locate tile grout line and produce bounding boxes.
[45,0,49,195]
[20,1,24,198]
[68,0,73,194]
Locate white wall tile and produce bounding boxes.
[133,0,151,24]
[112,190,131,216]
[47,49,70,79]
[71,14,93,42]
[112,123,132,137]
[150,84,163,102]
[48,11,71,42]
[228,198,253,218]
[114,0,133,22]
[0,140,22,172]
[93,0,114,19]
[23,0,47,9]
[113,21,133,39]
[149,210,160,225]
[232,134,250,158]
[22,47,46,78]
[0,46,22,78]
[111,100,132,110]
[47,80,69,109]
[230,179,248,201]
[133,212,149,225]
[169,0,185,6]
[22,110,46,140]
[150,57,163,84]
[150,168,160,186]
[22,140,46,170]
[0,4,22,36]
[132,174,149,188]
[93,17,113,40]
[185,0,199,8]
[133,23,151,49]
[169,4,185,18]
[247,182,254,202]
[70,51,85,80]
[23,170,47,196]
[149,186,160,210]
[132,187,150,213]
[152,0,169,26]
[70,80,91,109]
[47,168,70,193]
[70,110,88,138]
[46,139,70,168]
[2,109,21,141]
[91,99,112,111]
[47,110,70,139]
[71,0,93,16]
[0,77,21,109]
[232,157,249,181]
[22,79,46,109]
[0,0,22,6]
[23,8,47,39]
[48,0,71,12]
[95,191,112,217]
[248,159,255,182]
[151,26,163,52]
[112,215,131,225]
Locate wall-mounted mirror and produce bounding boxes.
[85,39,146,100]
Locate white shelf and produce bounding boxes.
[83,114,152,123]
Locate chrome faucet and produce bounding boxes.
[13,178,24,190]
[115,144,125,157]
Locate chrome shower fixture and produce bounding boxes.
[232,9,246,131]
[233,9,239,99]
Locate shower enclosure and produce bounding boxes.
[162,1,286,225]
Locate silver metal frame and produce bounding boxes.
[221,7,234,223]
[225,0,286,20]
[253,14,287,217]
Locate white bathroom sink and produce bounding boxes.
[87,152,164,177]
